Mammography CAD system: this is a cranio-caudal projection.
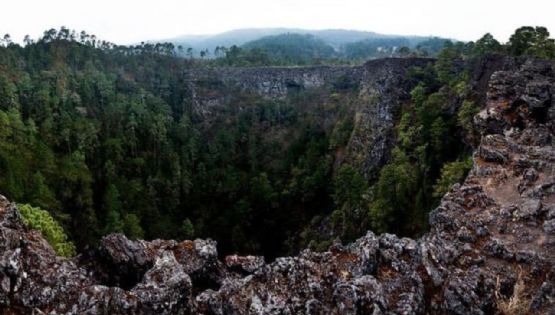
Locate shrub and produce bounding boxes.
[457,100,479,134]
[181,218,195,240]
[432,158,472,198]
[18,203,76,257]
[495,269,531,315]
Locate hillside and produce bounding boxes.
[167,28,389,50]
[241,34,336,64]
[0,57,552,314]
[163,27,451,59]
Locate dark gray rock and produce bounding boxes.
[225,255,265,274]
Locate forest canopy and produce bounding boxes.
[0,26,553,258]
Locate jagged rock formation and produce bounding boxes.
[186,65,360,105]
[0,58,553,314]
[344,58,434,178]
[187,58,434,179]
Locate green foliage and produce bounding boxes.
[122,213,144,239]
[369,148,418,234]
[473,33,503,55]
[433,158,473,198]
[344,36,448,60]
[181,218,195,239]
[103,184,123,234]
[415,37,452,56]
[509,26,555,58]
[344,37,411,59]
[457,100,479,134]
[242,33,335,65]
[435,42,462,85]
[215,45,273,66]
[333,165,367,208]
[0,26,552,259]
[366,57,471,236]
[18,203,76,257]
[330,165,368,241]
[205,33,452,66]
[0,29,357,257]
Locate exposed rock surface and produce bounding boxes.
[0,58,553,314]
[187,58,434,179]
[186,64,361,105]
[345,58,434,178]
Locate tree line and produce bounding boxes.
[0,26,553,257]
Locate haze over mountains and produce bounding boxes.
[158,28,452,58]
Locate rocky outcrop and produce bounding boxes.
[187,58,434,179]
[0,59,554,314]
[345,58,434,178]
[186,65,361,105]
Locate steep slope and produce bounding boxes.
[187,58,434,179]
[0,59,553,314]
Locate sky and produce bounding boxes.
[1,0,554,44]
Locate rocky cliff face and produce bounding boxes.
[187,65,360,106]
[0,59,553,314]
[187,58,434,179]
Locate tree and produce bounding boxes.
[23,35,33,46]
[103,184,123,234]
[473,33,503,55]
[435,41,461,85]
[1,34,12,47]
[332,165,367,240]
[369,148,417,234]
[0,25,539,259]
[333,165,366,208]
[28,172,60,213]
[123,213,144,239]
[457,100,479,135]
[181,218,195,239]
[398,46,411,57]
[0,74,19,110]
[509,26,555,58]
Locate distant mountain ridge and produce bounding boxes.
[158,28,452,57]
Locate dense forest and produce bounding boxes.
[0,26,553,258]
[174,29,451,64]
[188,33,448,66]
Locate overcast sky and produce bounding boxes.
[2,0,554,44]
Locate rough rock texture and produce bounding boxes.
[345,58,434,178]
[187,58,434,179]
[186,65,361,106]
[0,59,554,314]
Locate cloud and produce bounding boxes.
[1,0,553,44]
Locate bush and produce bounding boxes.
[457,100,479,134]
[123,213,144,240]
[432,158,472,198]
[18,203,76,257]
[181,218,195,239]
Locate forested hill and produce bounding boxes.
[0,26,554,260]
[164,28,450,61]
